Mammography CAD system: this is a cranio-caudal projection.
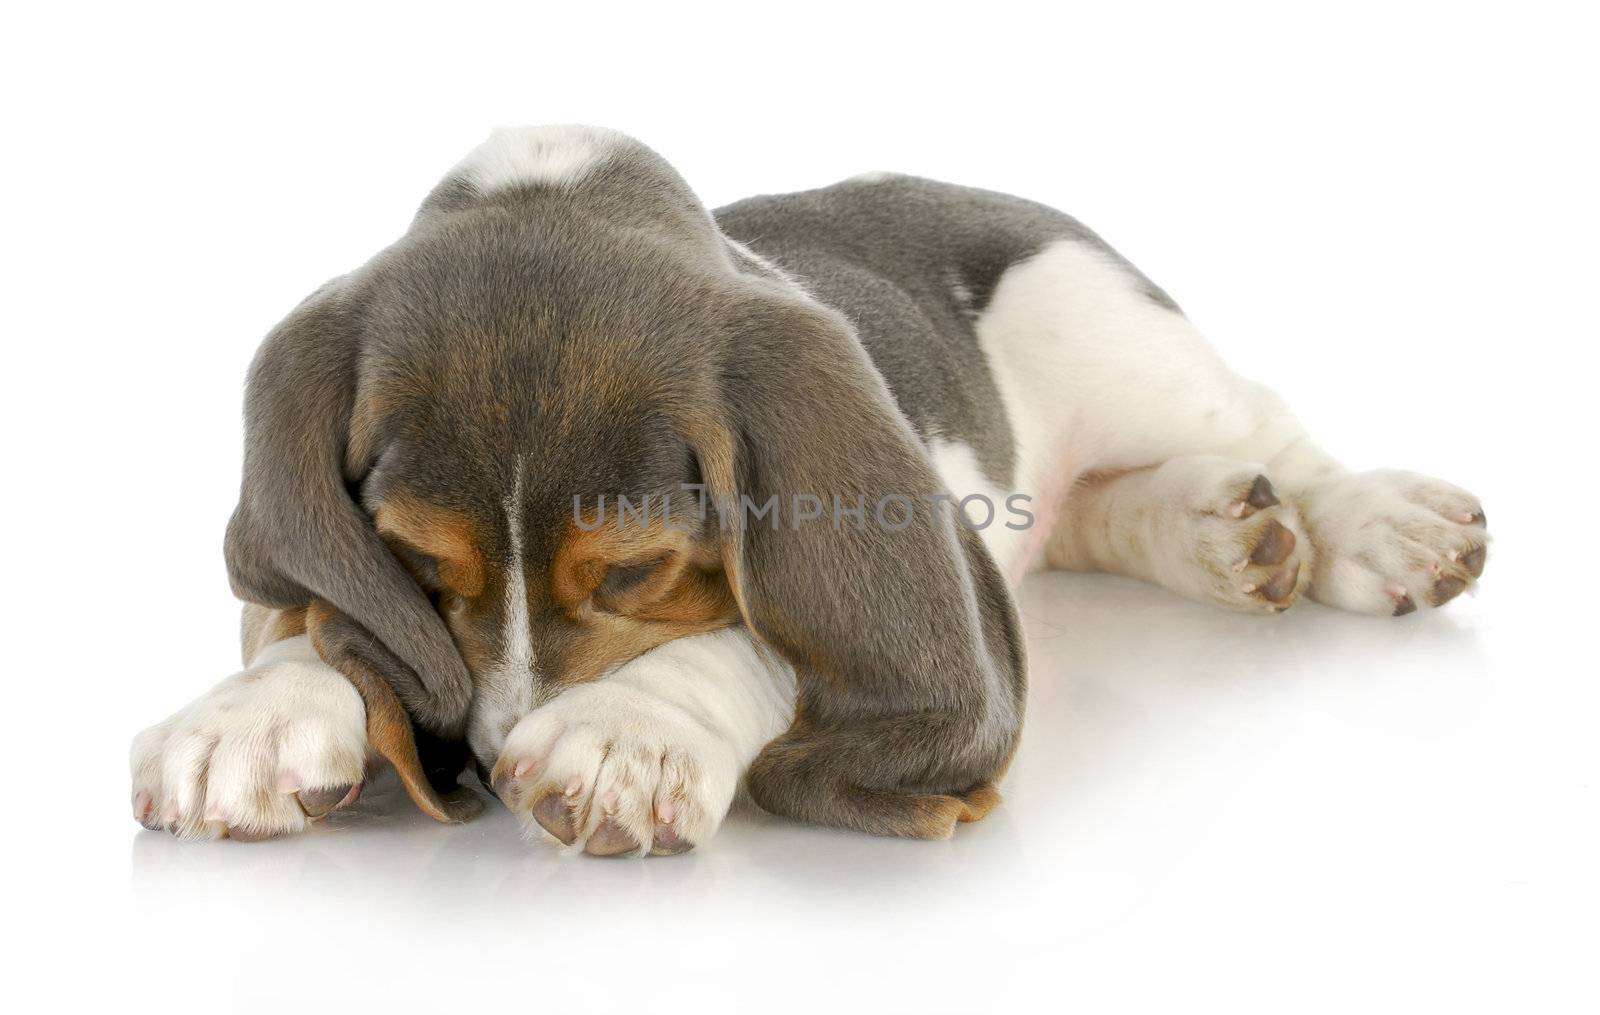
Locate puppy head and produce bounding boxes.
[354,336,743,766]
[228,128,747,776]
[229,127,1022,811]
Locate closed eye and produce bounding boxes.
[596,558,665,602]
[383,539,446,594]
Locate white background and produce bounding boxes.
[5,2,1595,1011]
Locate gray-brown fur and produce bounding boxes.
[225,132,1055,835]
[717,175,1178,486]
[225,281,475,737]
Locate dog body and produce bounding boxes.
[131,127,1489,854]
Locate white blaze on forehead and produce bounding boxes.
[467,467,536,764]
[452,124,626,193]
[500,469,532,676]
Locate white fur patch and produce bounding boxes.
[452,125,625,193]
[468,469,536,764]
[974,238,1487,615]
[973,239,1264,579]
[928,438,1033,581]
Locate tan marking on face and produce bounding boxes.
[440,591,497,680]
[549,511,739,685]
[373,493,487,598]
[672,412,757,631]
[671,406,860,690]
[346,386,388,477]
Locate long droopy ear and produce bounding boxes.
[306,601,484,824]
[685,292,1027,839]
[224,279,473,738]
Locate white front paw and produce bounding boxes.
[1298,469,1489,615]
[490,681,740,857]
[129,637,368,840]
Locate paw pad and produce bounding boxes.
[1431,574,1468,607]
[296,782,360,818]
[1255,561,1302,604]
[1250,519,1297,566]
[530,791,578,845]
[584,816,642,857]
[1246,475,1280,510]
[1228,475,1281,518]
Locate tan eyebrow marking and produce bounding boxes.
[551,509,698,612]
[548,507,739,687]
[373,493,487,598]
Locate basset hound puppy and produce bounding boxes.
[130,126,1488,855]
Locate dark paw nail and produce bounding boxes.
[490,764,524,805]
[1250,519,1297,566]
[531,792,576,845]
[226,825,276,843]
[585,816,640,857]
[1461,544,1487,578]
[132,793,160,830]
[1259,560,1301,602]
[1246,475,1280,510]
[1432,575,1468,606]
[1469,510,1487,527]
[650,823,695,856]
[297,783,358,818]
[1392,594,1417,616]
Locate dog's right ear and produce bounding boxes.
[224,279,473,736]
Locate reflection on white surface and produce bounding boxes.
[63,565,1600,1010]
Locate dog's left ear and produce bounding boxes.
[223,280,480,821]
[223,279,474,738]
[680,288,1027,836]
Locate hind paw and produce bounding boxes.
[1296,469,1488,615]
